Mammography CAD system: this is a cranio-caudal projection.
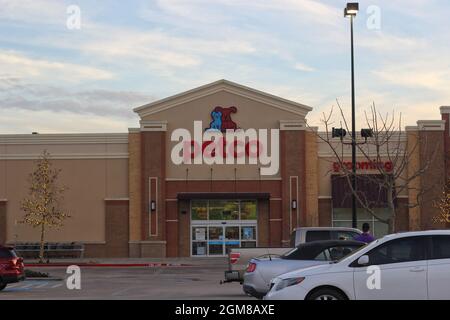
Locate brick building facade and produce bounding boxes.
[0,80,449,257]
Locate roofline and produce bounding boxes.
[133,79,313,117]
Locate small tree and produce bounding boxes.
[433,181,450,224]
[20,150,70,263]
[313,102,441,233]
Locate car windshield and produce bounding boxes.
[280,247,298,259]
[332,242,369,263]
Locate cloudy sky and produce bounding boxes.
[1,0,449,133]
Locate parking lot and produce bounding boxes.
[0,261,253,300]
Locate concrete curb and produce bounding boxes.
[25,277,63,281]
[25,263,196,268]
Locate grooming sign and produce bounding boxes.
[170,106,280,175]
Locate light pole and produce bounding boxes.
[344,2,359,228]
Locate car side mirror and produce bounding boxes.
[357,255,369,266]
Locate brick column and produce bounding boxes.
[279,120,306,246]
[440,106,450,179]
[304,128,319,227]
[128,129,142,257]
[417,120,446,230]
[406,126,421,230]
[140,121,167,257]
[0,200,6,245]
[440,106,450,228]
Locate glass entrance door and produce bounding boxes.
[190,199,258,257]
[191,224,257,256]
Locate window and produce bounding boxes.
[191,200,207,220]
[431,236,450,260]
[241,226,257,248]
[241,200,257,220]
[365,237,426,265]
[191,199,257,221]
[328,246,356,260]
[314,250,330,261]
[332,231,360,241]
[332,208,389,238]
[305,231,331,242]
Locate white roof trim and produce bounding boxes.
[133,79,313,118]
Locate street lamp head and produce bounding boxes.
[344,2,359,17]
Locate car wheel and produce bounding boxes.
[0,283,7,291]
[307,288,346,301]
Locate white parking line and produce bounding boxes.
[34,282,50,289]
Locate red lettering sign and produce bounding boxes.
[332,160,393,172]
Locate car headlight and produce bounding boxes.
[275,277,305,291]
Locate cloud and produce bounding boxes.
[0,50,115,82]
[359,32,425,53]
[372,60,450,92]
[0,77,155,119]
[0,108,134,134]
[294,62,315,72]
[0,0,66,25]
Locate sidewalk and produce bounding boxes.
[24,257,228,268]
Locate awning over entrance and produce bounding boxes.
[176,192,270,200]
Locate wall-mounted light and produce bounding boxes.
[291,200,297,210]
[150,200,156,211]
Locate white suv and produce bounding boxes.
[265,230,450,300]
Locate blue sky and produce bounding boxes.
[1,0,449,133]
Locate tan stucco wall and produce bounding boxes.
[143,91,305,180]
[0,136,128,243]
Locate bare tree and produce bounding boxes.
[20,150,70,263]
[312,102,440,233]
[433,180,450,224]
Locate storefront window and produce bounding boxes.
[192,241,207,256]
[241,225,257,248]
[332,208,390,239]
[240,200,257,220]
[225,226,239,240]
[209,200,239,220]
[208,226,223,240]
[191,200,207,220]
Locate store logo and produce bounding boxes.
[206,106,238,132]
[332,160,393,173]
[170,121,279,176]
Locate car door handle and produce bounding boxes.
[409,267,425,272]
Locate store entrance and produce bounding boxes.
[190,199,258,257]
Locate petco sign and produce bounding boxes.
[170,106,279,176]
[333,160,393,172]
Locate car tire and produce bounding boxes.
[307,288,347,300]
[0,283,7,291]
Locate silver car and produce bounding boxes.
[243,240,365,299]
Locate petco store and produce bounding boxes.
[0,80,448,258]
